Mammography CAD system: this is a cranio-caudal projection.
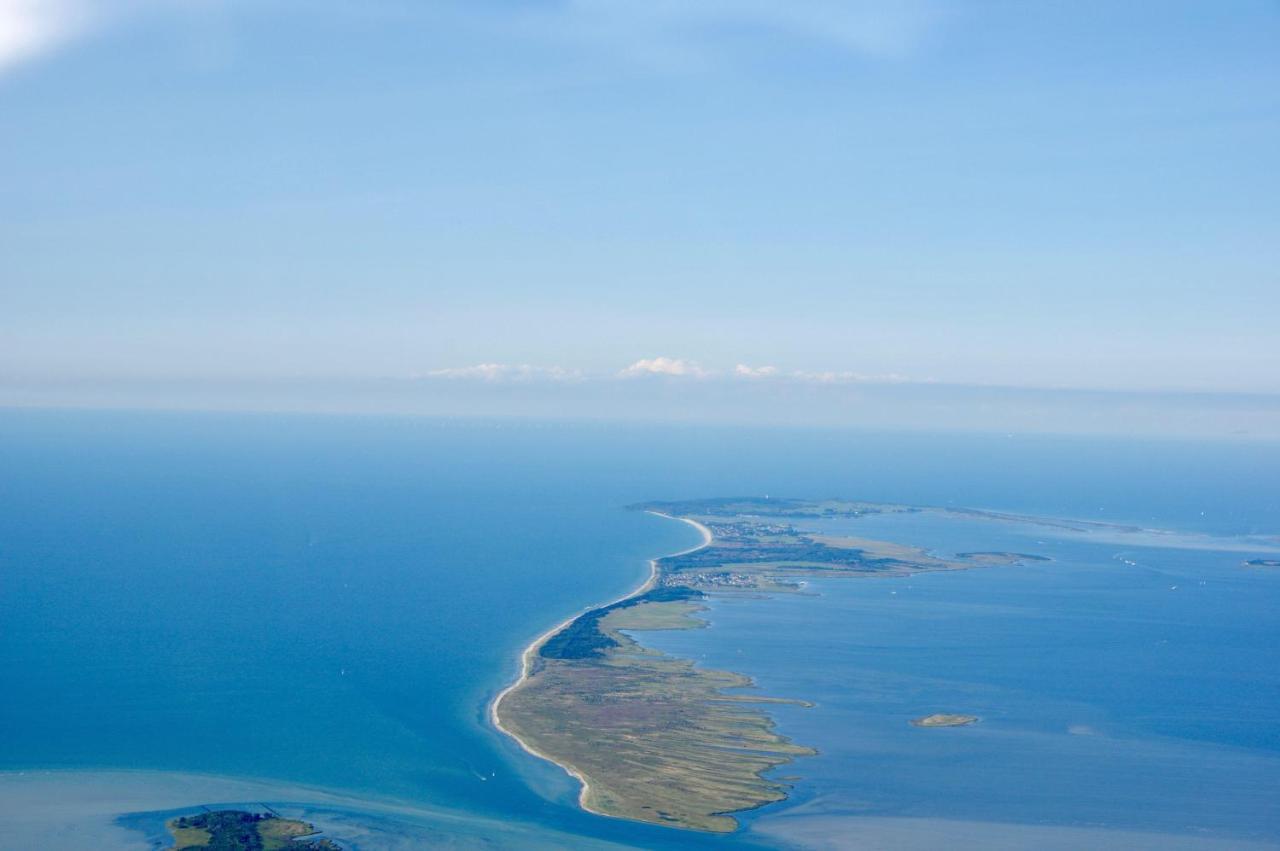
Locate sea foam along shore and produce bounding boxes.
[489,511,713,816]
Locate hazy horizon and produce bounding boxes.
[3,0,1278,425]
[4,373,1280,441]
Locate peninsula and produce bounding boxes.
[492,498,1045,832]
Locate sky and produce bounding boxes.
[1,1,1278,434]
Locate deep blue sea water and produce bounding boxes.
[1,410,1277,848]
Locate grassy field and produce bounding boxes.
[501,597,812,832]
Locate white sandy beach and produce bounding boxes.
[489,511,713,816]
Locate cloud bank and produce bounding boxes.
[734,364,780,379]
[792,369,912,385]
[425,358,915,385]
[423,363,582,382]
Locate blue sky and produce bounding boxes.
[1,1,1278,428]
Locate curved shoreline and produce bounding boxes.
[489,511,713,816]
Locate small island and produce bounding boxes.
[911,713,980,728]
[167,810,340,851]
[1245,559,1280,567]
[493,498,1047,832]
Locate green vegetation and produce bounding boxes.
[501,597,812,833]
[166,811,339,851]
[539,586,703,660]
[640,500,993,591]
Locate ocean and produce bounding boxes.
[1,410,1277,849]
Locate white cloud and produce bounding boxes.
[734,363,780,379]
[619,357,712,378]
[424,363,581,382]
[420,359,916,385]
[0,0,92,73]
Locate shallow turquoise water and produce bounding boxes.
[0,410,1277,848]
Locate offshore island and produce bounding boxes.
[493,498,1049,833]
[166,810,340,850]
[911,713,981,728]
